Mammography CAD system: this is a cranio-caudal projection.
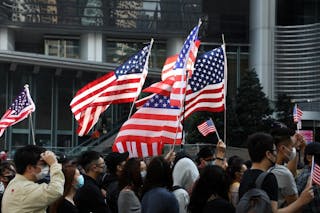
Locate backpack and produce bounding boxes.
[236,172,272,213]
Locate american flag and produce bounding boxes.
[293,104,303,123]
[312,156,320,186]
[184,45,226,119]
[170,25,200,107]
[70,72,117,121]
[197,118,216,136]
[112,94,182,157]
[0,85,35,137]
[162,40,201,82]
[71,43,152,136]
[136,46,226,119]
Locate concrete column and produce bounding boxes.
[0,28,15,51]
[166,37,184,57]
[249,0,276,99]
[80,32,105,62]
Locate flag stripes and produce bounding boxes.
[197,118,217,136]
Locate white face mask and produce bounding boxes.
[140,170,147,179]
[35,166,49,181]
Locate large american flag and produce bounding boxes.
[293,104,303,123]
[197,118,216,137]
[112,94,182,157]
[71,43,152,136]
[0,85,35,137]
[170,25,200,107]
[136,46,226,119]
[183,46,226,119]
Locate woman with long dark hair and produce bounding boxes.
[118,158,143,213]
[50,164,83,213]
[226,156,247,207]
[188,165,234,213]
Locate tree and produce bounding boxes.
[235,69,273,143]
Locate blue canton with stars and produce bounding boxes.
[144,95,179,109]
[174,26,199,69]
[189,47,225,92]
[9,89,31,115]
[115,44,150,78]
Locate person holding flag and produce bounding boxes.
[296,142,320,212]
[0,85,35,137]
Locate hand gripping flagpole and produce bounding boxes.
[173,19,202,149]
[127,38,154,120]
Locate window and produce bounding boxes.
[44,38,80,59]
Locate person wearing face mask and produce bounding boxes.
[50,162,83,213]
[74,150,109,213]
[239,132,314,213]
[269,128,299,207]
[2,145,65,213]
[0,161,16,213]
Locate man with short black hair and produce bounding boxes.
[2,145,64,213]
[74,150,108,213]
[239,132,314,213]
[270,128,299,207]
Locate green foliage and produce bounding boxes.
[184,69,274,147]
[235,69,273,142]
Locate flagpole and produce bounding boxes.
[222,34,227,145]
[127,38,154,120]
[210,118,221,141]
[311,155,315,183]
[173,18,202,148]
[29,114,36,145]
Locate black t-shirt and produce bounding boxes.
[239,169,278,202]
[57,199,79,213]
[203,198,235,213]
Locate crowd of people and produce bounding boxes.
[0,127,319,213]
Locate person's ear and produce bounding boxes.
[306,154,313,162]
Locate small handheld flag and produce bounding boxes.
[311,155,320,186]
[293,104,303,123]
[197,118,220,140]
